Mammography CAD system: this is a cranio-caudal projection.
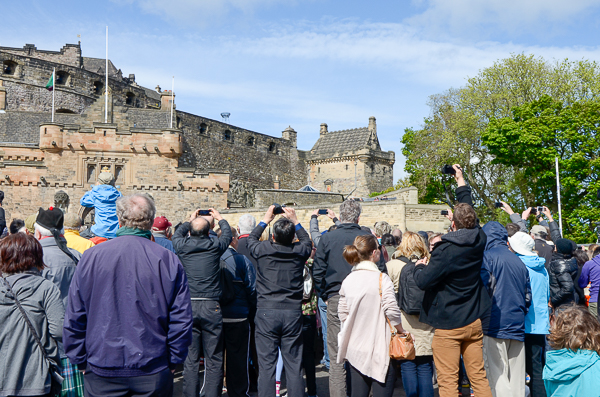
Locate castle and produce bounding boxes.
[0,43,396,223]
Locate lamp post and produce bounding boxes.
[354,160,358,193]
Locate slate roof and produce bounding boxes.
[298,185,319,192]
[0,112,82,144]
[309,127,381,159]
[82,57,119,78]
[141,86,161,101]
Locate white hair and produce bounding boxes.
[238,214,257,235]
[34,223,64,237]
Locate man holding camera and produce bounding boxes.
[173,208,232,397]
[414,164,493,397]
[246,205,312,397]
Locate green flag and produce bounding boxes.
[45,74,53,91]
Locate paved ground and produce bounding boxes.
[172,364,451,397]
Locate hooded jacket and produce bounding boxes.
[80,185,122,239]
[543,349,600,397]
[480,222,531,341]
[516,254,550,334]
[579,255,600,303]
[220,247,257,319]
[548,252,578,308]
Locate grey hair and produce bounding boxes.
[116,194,156,230]
[238,214,257,235]
[374,221,392,237]
[35,223,63,237]
[339,200,361,224]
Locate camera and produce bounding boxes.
[441,165,456,175]
[538,206,544,214]
[494,202,503,208]
[273,203,285,215]
[441,210,448,216]
[318,209,328,215]
[198,210,211,216]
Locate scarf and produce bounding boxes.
[116,226,152,240]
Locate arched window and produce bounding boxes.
[125,92,135,106]
[269,142,276,152]
[223,130,232,141]
[199,123,207,134]
[2,60,17,75]
[55,71,69,85]
[247,136,255,146]
[176,117,182,128]
[93,81,104,95]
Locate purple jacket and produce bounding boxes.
[63,235,193,377]
[579,256,600,303]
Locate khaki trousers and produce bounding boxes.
[483,336,526,397]
[432,319,492,397]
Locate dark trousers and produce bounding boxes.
[84,367,173,397]
[255,308,304,397]
[223,320,251,397]
[349,362,395,397]
[525,334,547,397]
[327,295,346,397]
[400,356,434,397]
[183,300,224,397]
[302,315,317,396]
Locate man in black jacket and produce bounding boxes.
[313,199,387,397]
[247,205,312,397]
[173,208,232,397]
[413,165,492,397]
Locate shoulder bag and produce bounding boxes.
[1,275,64,396]
[379,273,415,360]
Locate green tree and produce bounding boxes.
[483,95,600,242]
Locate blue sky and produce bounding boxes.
[3,0,600,179]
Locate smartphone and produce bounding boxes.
[494,202,503,208]
[318,209,328,215]
[530,207,537,215]
[198,210,211,216]
[441,210,448,216]
[537,206,544,214]
[273,204,285,215]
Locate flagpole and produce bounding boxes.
[51,68,55,123]
[556,157,563,236]
[170,76,174,128]
[105,26,108,123]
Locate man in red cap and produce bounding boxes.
[152,216,175,253]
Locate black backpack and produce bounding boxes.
[220,258,237,306]
[397,257,425,315]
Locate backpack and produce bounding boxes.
[397,257,425,315]
[303,264,314,301]
[220,258,236,305]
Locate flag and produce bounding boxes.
[45,74,54,91]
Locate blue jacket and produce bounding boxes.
[220,247,257,319]
[63,235,193,377]
[480,222,531,341]
[80,185,122,239]
[544,349,600,397]
[153,235,176,254]
[517,254,550,334]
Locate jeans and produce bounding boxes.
[318,297,330,368]
[183,300,224,397]
[349,362,395,397]
[525,334,547,397]
[400,356,434,397]
[327,295,346,397]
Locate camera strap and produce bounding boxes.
[441,179,454,209]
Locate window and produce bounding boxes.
[223,130,232,141]
[86,164,96,183]
[125,92,135,106]
[247,137,255,146]
[55,71,69,86]
[115,165,124,185]
[318,167,321,174]
[269,142,276,152]
[199,123,207,134]
[2,60,17,75]
[345,164,349,171]
[56,109,75,114]
[93,81,103,95]
[176,117,182,129]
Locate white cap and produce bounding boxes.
[508,232,537,256]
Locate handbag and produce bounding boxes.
[1,275,64,396]
[379,273,416,360]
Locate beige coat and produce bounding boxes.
[385,258,404,293]
[394,259,435,356]
[337,261,402,382]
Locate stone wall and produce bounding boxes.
[379,186,419,204]
[254,189,344,208]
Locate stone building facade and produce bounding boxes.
[0,42,396,221]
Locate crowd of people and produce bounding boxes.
[1,168,600,397]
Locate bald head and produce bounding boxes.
[190,217,211,237]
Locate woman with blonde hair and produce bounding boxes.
[543,304,600,396]
[337,234,404,397]
[392,231,435,397]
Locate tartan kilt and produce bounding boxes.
[60,358,85,397]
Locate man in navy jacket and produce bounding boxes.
[481,221,531,397]
[64,194,192,396]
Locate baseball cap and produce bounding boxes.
[530,225,547,237]
[152,216,172,231]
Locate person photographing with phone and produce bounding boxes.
[173,208,232,397]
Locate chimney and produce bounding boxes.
[368,116,377,134]
[128,74,135,83]
[274,176,280,190]
[160,90,175,111]
[320,123,328,136]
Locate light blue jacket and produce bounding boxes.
[544,349,600,397]
[80,185,122,239]
[517,254,550,334]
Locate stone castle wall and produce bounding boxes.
[254,189,344,208]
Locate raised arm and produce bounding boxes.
[211,208,232,254]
